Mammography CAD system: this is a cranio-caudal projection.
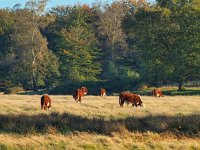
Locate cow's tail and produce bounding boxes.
[74,89,79,103]
[119,95,121,105]
[138,95,145,108]
[41,95,44,110]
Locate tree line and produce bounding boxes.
[0,0,199,93]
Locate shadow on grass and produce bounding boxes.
[0,112,199,137]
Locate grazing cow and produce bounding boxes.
[152,89,164,98]
[100,88,106,97]
[119,92,145,108]
[81,86,88,95]
[73,88,85,103]
[41,94,51,110]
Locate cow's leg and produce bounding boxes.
[120,100,124,107]
[120,102,123,107]
[78,96,82,103]
[134,102,139,107]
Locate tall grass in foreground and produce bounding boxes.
[0,95,199,149]
[0,112,199,136]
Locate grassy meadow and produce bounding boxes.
[0,94,200,150]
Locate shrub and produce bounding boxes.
[136,82,150,90]
[4,86,25,94]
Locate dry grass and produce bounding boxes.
[0,94,200,150]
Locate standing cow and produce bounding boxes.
[119,92,145,108]
[73,86,88,103]
[152,89,164,98]
[100,88,106,97]
[41,94,51,110]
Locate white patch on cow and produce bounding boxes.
[156,93,160,97]
[138,95,145,108]
[84,92,87,95]
[47,102,50,107]
[103,93,106,97]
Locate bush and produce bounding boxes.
[4,87,25,94]
[136,82,150,90]
[48,80,139,95]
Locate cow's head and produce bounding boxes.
[140,102,145,108]
[81,86,88,95]
[119,93,124,107]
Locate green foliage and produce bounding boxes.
[103,61,140,86]
[0,9,14,85]
[47,5,102,82]
[131,88,200,96]
[48,78,141,95]
[103,61,118,81]
[123,0,200,88]
[0,0,200,92]
[0,2,59,91]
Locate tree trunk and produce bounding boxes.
[178,82,183,91]
[32,76,38,91]
[32,50,37,92]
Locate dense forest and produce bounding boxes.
[0,0,199,94]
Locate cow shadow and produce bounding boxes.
[0,112,199,137]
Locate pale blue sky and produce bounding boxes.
[0,0,155,10]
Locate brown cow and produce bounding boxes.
[152,89,164,98]
[100,88,106,97]
[41,94,51,110]
[119,92,145,108]
[73,88,85,103]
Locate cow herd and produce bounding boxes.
[41,87,164,110]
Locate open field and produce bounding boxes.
[0,94,200,150]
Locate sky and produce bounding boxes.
[0,0,155,10]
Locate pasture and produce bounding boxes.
[0,94,200,150]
